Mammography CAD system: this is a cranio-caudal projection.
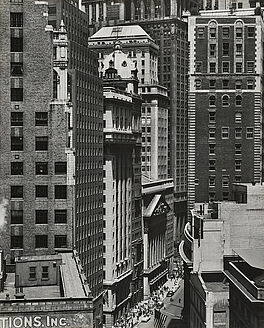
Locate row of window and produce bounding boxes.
[11,235,67,249]
[11,112,48,126]
[11,209,67,224]
[209,176,235,187]
[209,159,242,171]
[208,143,243,155]
[11,162,67,175]
[11,136,48,151]
[209,94,243,107]
[196,79,254,90]
[209,42,245,57]
[196,61,255,74]
[197,26,255,39]
[208,127,254,139]
[11,185,67,199]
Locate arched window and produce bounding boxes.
[222,95,229,107]
[209,95,216,107]
[236,95,242,106]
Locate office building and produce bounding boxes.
[0,250,93,328]
[199,0,263,10]
[0,1,104,325]
[180,183,264,327]
[101,43,143,327]
[188,9,264,212]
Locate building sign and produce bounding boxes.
[0,314,92,328]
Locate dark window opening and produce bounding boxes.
[55,235,67,248]
[55,185,67,199]
[11,112,23,126]
[35,185,48,198]
[35,112,48,126]
[11,162,23,175]
[42,266,49,279]
[11,88,23,101]
[55,210,67,224]
[35,210,48,224]
[11,185,23,198]
[35,235,48,249]
[55,162,67,175]
[10,13,23,27]
[35,162,48,175]
[11,236,23,249]
[35,137,48,151]
[11,63,23,76]
[29,266,36,280]
[11,210,23,224]
[11,136,23,151]
[11,37,23,52]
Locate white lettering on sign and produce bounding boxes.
[0,316,67,328]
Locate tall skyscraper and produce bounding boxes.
[188,8,264,211]
[0,1,104,326]
[101,42,143,328]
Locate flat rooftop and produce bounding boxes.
[202,273,229,293]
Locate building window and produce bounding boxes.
[196,61,202,72]
[235,112,242,123]
[55,162,67,175]
[35,235,48,249]
[54,235,67,248]
[35,162,48,175]
[247,62,255,73]
[35,137,48,151]
[222,27,229,38]
[235,95,242,106]
[35,185,48,198]
[11,36,23,52]
[222,127,229,139]
[11,236,23,249]
[55,210,67,224]
[35,112,48,126]
[209,112,216,123]
[222,176,229,187]
[248,26,255,38]
[209,192,215,201]
[209,144,216,155]
[209,176,215,186]
[11,112,23,126]
[11,185,23,198]
[10,13,23,27]
[222,95,229,107]
[209,95,216,106]
[238,2,243,8]
[55,185,67,199]
[236,62,242,73]
[222,80,229,89]
[209,27,216,38]
[236,27,243,38]
[209,62,216,73]
[247,79,254,89]
[11,136,23,151]
[222,62,230,73]
[223,191,229,200]
[246,127,254,139]
[235,175,241,182]
[236,44,242,57]
[195,79,201,89]
[235,160,242,171]
[11,210,23,224]
[11,63,23,76]
[197,27,205,38]
[29,267,36,280]
[41,266,49,279]
[35,210,48,224]
[223,43,229,56]
[209,160,216,171]
[11,88,23,101]
[235,127,242,139]
[11,162,23,175]
[209,128,215,139]
[209,80,216,89]
[235,144,242,155]
[235,80,242,89]
[210,44,216,57]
